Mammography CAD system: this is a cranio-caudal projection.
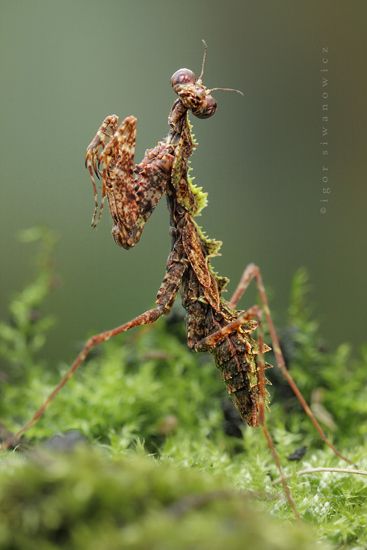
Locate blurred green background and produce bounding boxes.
[0,0,366,362]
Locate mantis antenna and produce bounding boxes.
[199,39,244,96]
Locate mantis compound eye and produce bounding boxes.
[171,68,196,92]
[191,94,217,119]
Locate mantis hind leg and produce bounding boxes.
[229,263,353,465]
[0,248,186,451]
[192,304,299,518]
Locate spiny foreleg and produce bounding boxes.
[85,114,119,226]
[86,115,175,249]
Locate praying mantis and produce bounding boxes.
[2,41,352,518]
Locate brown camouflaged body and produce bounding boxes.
[164,124,264,427]
[85,72,267,428]
[182,264,261,427]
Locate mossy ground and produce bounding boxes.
[0,230,366,549]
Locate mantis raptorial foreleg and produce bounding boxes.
[86,115,175,249]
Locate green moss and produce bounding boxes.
[0,448,322,550]
[1,236,367,548]
[0,227,56,386]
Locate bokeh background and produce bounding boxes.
[0,0,366,363]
